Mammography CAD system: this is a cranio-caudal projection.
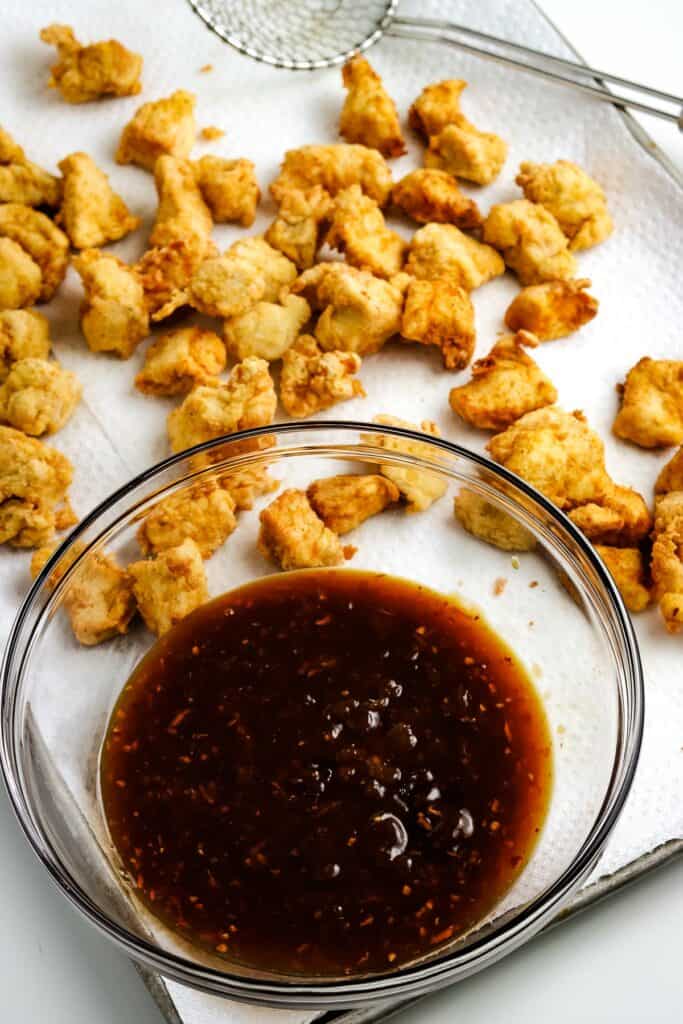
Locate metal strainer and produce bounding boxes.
[187,0,683,127]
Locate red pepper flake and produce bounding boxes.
[315,614,332,626]
[401,884,412,896]
[430,925,454,945]
[216,943,228,953]
[359,915,374,927]
[168,709,191,732]
[387,952,397,963]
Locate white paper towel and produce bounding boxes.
[1,0,682,1021]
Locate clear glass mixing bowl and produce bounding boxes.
[0,421,643,1007]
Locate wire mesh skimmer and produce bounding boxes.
[187,0,682,128]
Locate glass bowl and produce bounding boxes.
[0,421,643,1008]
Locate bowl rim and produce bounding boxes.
[0,420,644,1005]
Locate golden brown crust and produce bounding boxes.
[224,293,310,362]
[0,204,69,302]
[258,489,347,570]
[72,249,149,358]
[128,538,208,636]
[595,545,651,613]
[134,239,213,319]
[405,222,504,291]
[655,447,683,495]
[408,80,467,139]
[0,309,50,379]
[186,238,297,319]
[504,278,598,341]
[149,154,213,250]
[270,144,393,207]
[0,357,81,435]
[0,425,73,548]
[482,199,576,285]
[194,156,260,226]
[425,117,507,186]
[651,492,683,633]
[116,90,196,171]
[392,169,482,229]
[279,334,365,418]
[449,332,557,430]
[265,186,332,270]
[40,24,142,103]
[219,464,279,511]
[135,326,226,396]
[57,151,139,249]
[0,127,61,207]
[454,489,536,552]
[307,474,400,535]
[325,184,407,279]
[613,357,683,449]
[0,239,42,310]
[516,160,613,252]
[401,278,475,370]
[339,56,406,158]
[137,480,236,558]
[363,415,447,513]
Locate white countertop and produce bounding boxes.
[1,1,681,1021]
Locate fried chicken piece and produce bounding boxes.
[57,151,139,249]
[488,407,651,544]
[449,332,557,430]
[0,204,69,302]
[363,415,447,513]
[454,490,536,552]
[40,24,142,103]
[134,238,212,319]
[392,169,482,230]
[135,326,226,396]
[149,154,212,250]
[292,262,403,355]
[194,155,260,226]
[594,545,651,613]
[408,79,467,139]
[0,127,61,207]
[128,538,208,636]
[220,464,278,511]
[224,293,310,362]
[0,425,73,547]
[0,309,50,380]
[307,474,399,535]
[325,185,407,279]
[0,358,81,436]
[271,144,393,207]
[516,160,613,252]
[651,492,683,633]
[425,118,507,186]
[116,90,196,171]
[167,357,276,453]
[265,186,332,270]
[279,334,365,418]
[137,479,236,558]
[339,55,406,158]
[482,199,577,285]
[401,278,475,370]
[258,489,347,570]
[504,278,598,341]
[73,249,148,358]
[0,239,42,310]
[186,238,297,319]
[405,222,504,291]
[655,447,683,495]
[613,357,683,449]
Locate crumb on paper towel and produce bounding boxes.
[200,64,213,73]
[201,125,225,141]
[493,577,507,596]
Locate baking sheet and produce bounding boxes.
[1,0,682,1021]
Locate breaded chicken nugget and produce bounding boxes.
[73,249,149,358]
[135,326,226,396]
[408,80,467,139]
[129,538,208,636]
[271,144,393,206]
[613,357,683,449]
[167,357,276,453]
[149,154,212,250]
[339,55,406,158]
[482,199,576,285]
[401,278,475,370]
[219,464,279,511]
[194,155,260,226]
[504,278,598,341]
[425,118,507,186]
[279,334,365,418]
[364,415,447,513]
[516,160,613,251]
[595,545,651,613]
[651,491,683,633]
[137,479,236,558]
[134,238,214,319]
[292,262,403,355]
[265,186,332,270]
[656,447,683,495]
[57,151,139,249]
[392,169,482,229]
[224,293,310,362]
[0,127,61,207]
[258,489,348,570]
[449,332,557,430]
[326,185,407,278]
[187,238,297,319]
[0,309,50,379]
[0,204,69,302]
[0,357,81,436]
[0,239,42,311]
[406,222,504,291]
[116,90,196,172]
[307,473,399,535]
[0,425,73,547]
[40,24,142,103]
[454,489,536,551]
